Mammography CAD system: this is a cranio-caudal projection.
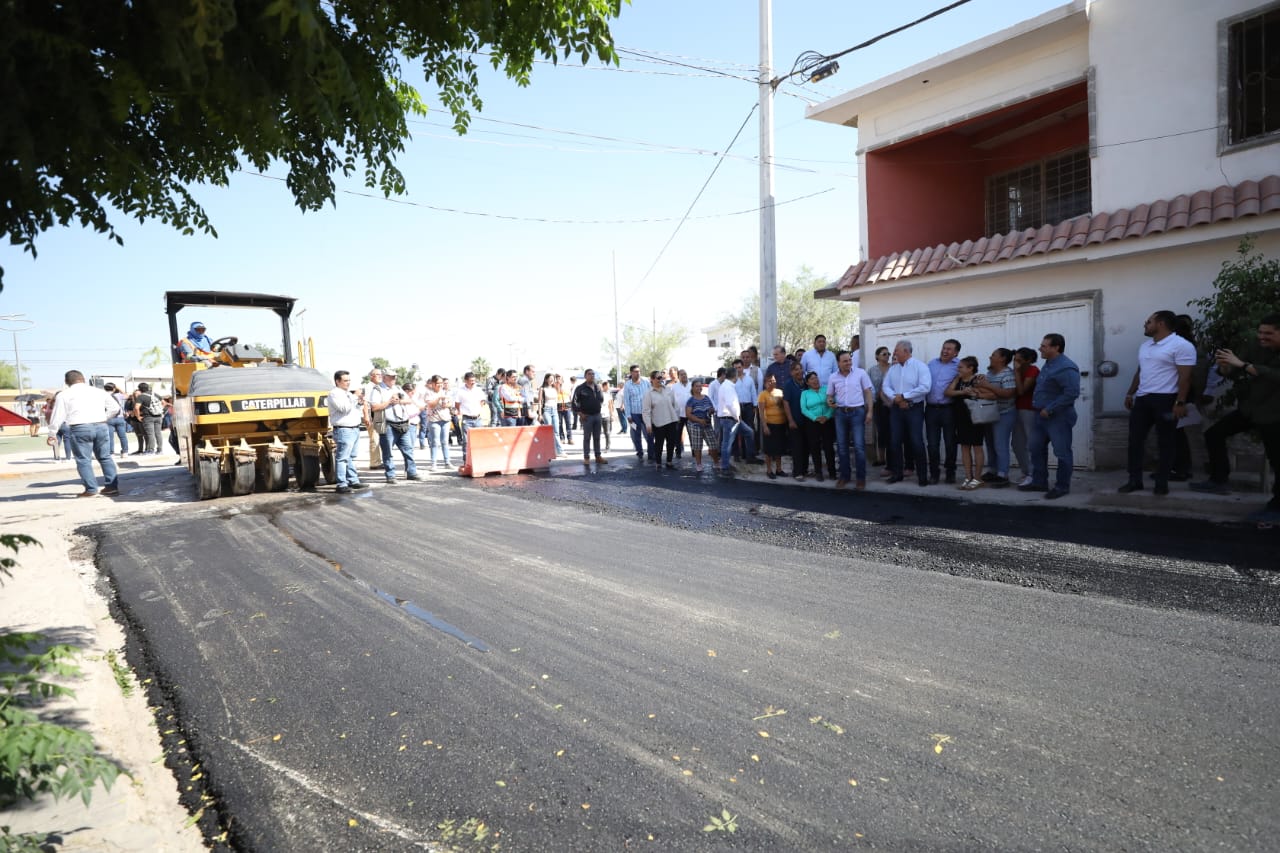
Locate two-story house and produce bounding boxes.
[807,0,1280,468]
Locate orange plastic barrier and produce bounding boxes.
[459,425,556,477]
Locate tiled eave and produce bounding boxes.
[817,175,1280,300]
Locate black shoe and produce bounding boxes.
[406,474,423,480]
[351,483,369,490]
[335,486,352,494]
[767,471,777,480]
[1153,483,1169,495]
[1167,473,1191,482]
[980,471,999,483]
[1018,483,1048,492]
[944,473,956,485]
[1117,482,1143,494]
[1045,488,1069,500]
[101,487,120,497]
[989,476,1010,488]
[1189,480,1230,495]
[886,475,903,484]
[665,462,676,469]
[919,479,930,487]
[929,474,940,485]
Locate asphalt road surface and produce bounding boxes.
[95,463,1280,851]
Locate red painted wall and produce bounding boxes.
[865,85,1090,259]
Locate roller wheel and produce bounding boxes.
[197,459,221,500]
[320,445,336,485]
[297,454,321,491]
[261,454,288,492]
[231,459,256,496]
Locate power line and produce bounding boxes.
[620,102,760,310]
[243,170,834,223]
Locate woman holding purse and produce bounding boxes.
[945,356,988,490]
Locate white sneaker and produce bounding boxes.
[1017,475,1033,487]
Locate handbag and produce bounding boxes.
[964,397,999,424]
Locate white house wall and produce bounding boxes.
[858,227,1280,468]
[1089,0,1280,211]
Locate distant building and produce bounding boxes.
[808,0,1280,468]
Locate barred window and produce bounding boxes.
[1227,7,1280,146]
[986,148,1090,235]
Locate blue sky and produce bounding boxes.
[1,0,1063,388]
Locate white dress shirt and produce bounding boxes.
[669,380,692,415]
[47,383,121,433]
[882,358,932,404]
[327,387,364,428]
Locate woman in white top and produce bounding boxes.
[537,373,563,457]
[423,376,456,468]
[642,370,681,469]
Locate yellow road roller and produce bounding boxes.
[166,291,335,499]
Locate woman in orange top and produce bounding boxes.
[757,373,789,479]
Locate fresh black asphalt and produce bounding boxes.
[94,461,1280,851]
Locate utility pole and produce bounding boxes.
[759,0,778,353]
[612,251,621,385]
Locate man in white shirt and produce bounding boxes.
[453,371,488,454]
[668,368,692,460]
[800,334,838,388]
[715,371,755,475]
[881,340,932,486]
[328,370,367,493]
[46,370,121,497]
[361,368,385,468]
[732,359,761,462]
[1119,310,1197,495]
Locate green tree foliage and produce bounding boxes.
[470,357,492,380]
[0,535,124,851]
[0,361,27,388]
[138,346,167,369]
[251,342,281,360]
[0,0,624,285]
[724,267,860,354]
[1190,237,1280,354]
[603,323,689,376]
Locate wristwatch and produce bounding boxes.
[1175,400,1186,406]
[1241,362,1253,375]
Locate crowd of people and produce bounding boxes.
[321,311,1278,521]
[32,310,1279,518]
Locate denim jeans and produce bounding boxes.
[333,426,361,486]
[427,420,452,466]
[1126,393,1177,487]
[417,420,429,449]
[541,406,563,456]
[718,417,755,470]
[460,416,481,455]
[600,416,613,450]
[381,426,418,479]
[68,422,117,493]
[889,402,927,484]
[580,413,602,459]
[1029,408,1077,491]
[989,407,1015,477]
[833,407,868,482]
[1012,409,1036,475]
[630,413,654,460]
[924,402,957,478]
[106,416,129,456]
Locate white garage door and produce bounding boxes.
[870,300,1094,468]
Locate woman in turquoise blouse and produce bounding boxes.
[800,371,835,482]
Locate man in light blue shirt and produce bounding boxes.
[881,340,932,486]
[623,364,655,462]
[925,339,961,484]
[800,334,837,388]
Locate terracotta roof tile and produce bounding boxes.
[1187,189,1213,227]
[832,176,1280,295]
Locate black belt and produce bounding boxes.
[463,415,480,420]
[837,405,865,411]
[385,420,408,426]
